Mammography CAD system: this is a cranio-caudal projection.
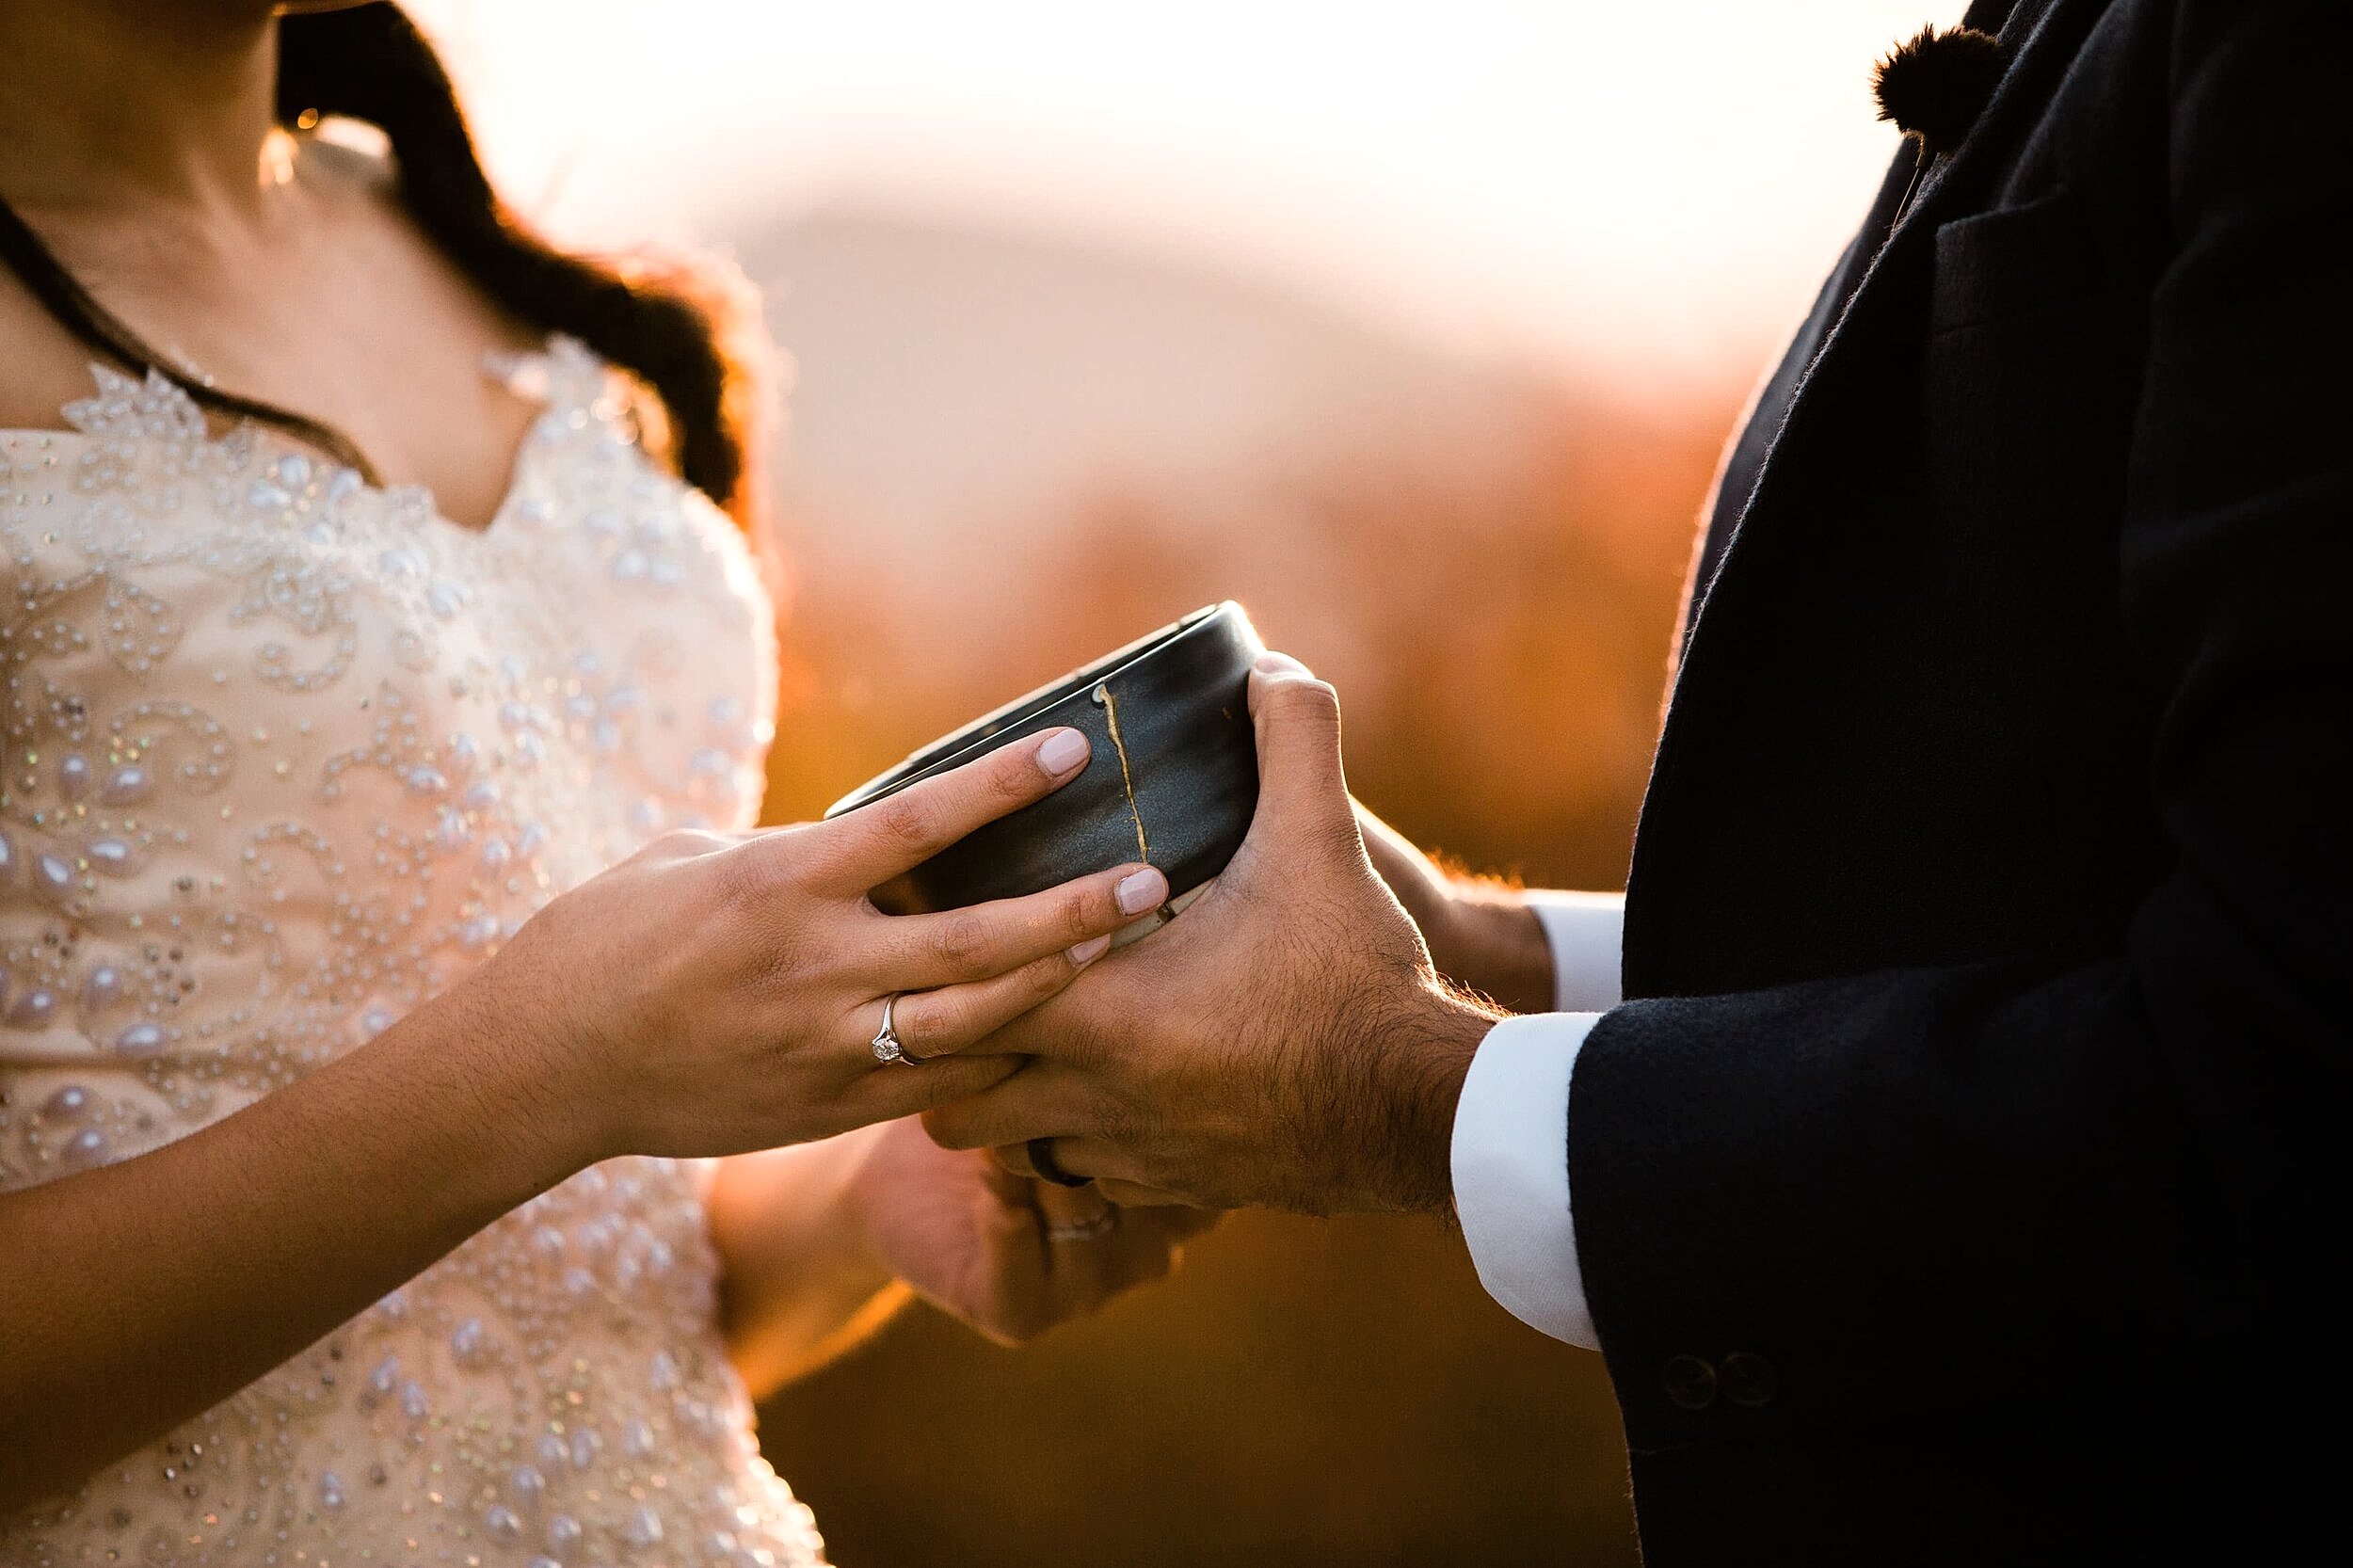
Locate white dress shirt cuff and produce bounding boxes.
[1522,889,1625,1013]
[1450,1011,1604,1349]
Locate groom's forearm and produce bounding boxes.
[1355,807,1559,1012]
[1443,887,1556,1013]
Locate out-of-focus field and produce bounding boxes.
[744,214,1746,1564]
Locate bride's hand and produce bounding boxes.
[463,727,1167,1163]
[846,1117,1221,1345]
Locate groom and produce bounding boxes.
[926,0,2348,1557]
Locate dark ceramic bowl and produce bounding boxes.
[825,601,1264,919]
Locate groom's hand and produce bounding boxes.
[922,653,1500,1215]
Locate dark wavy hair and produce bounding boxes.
[0,1,765,525]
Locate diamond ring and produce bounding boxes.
[870,993,922,1065]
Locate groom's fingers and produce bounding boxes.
[1244,654,1355,847]
[1021,1135,1142,1190]
[1094,1178,1205,1210]
[920,1066,1096,1150]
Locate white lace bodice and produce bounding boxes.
[0,341,822,1567]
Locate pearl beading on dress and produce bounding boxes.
[0,341,814,1567]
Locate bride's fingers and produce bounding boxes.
[814,728,1094,891]
[1032,1183,1156,1307]
[1032,1179,1114,1250]
[880,861,1165,991]
[1073,1207,1192,1305]
[875,949,1112,1063]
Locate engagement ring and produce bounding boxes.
[870,993,922,1064]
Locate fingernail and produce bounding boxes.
[1037,728,1090,776]
[1255,650,1311,677]
[1067,934,1112,966]
[1116,867,1168,916]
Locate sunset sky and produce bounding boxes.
[408,0,1959,377]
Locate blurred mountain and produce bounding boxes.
[743,205,1537,547]
[732,206,1730,864]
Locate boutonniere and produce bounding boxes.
[1873,24,2009,218]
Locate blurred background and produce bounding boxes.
[406,2,1954,1561]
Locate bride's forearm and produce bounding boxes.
[707,1128,906,1400]
[0,973,595,1512]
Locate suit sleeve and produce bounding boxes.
[1565,1,2353,1447]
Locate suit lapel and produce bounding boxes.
[1677,0,2069,662]
[1678,161,1912,663]
[1624,0,2110,992]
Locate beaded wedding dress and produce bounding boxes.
[0,340,828,1567]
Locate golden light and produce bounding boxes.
[408,0,1957,377]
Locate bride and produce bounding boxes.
[0,3,1211,1562]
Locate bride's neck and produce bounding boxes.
[0,0,289,221]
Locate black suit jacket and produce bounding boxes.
[1575,0,2350,1558]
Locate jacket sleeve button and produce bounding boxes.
[1719,1351,1779,1408]
[1661,1353,1719,1411]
